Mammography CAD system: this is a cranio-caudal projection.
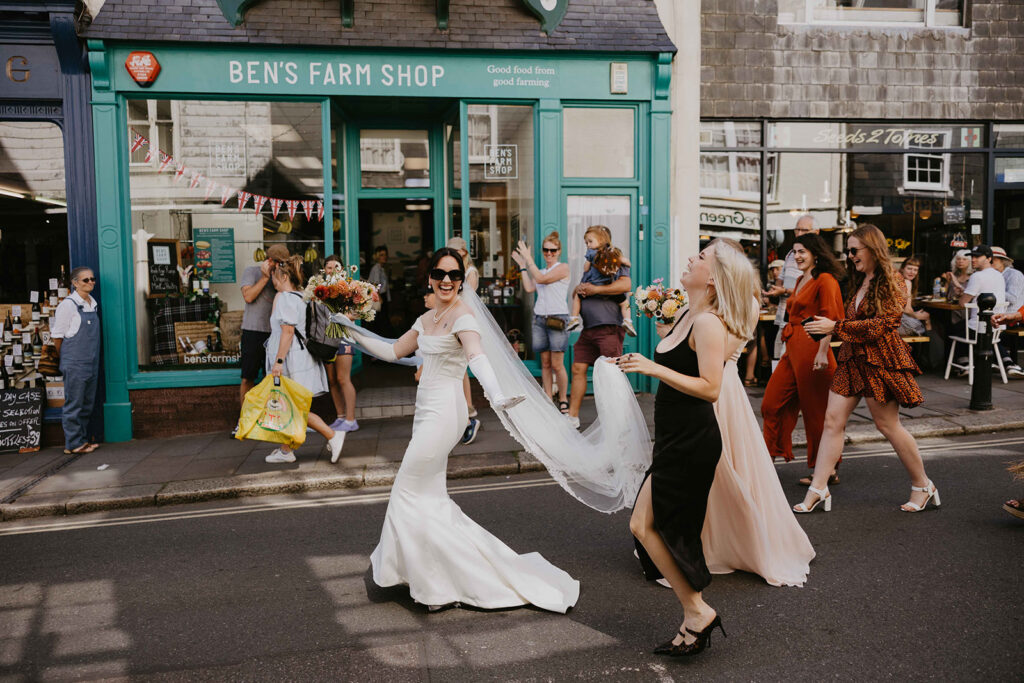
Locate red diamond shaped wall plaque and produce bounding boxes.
[125,51,161,86]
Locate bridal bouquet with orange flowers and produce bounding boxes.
[303,265,379,337]
[633,278,687,324]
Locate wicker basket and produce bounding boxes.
[173,321,217,362]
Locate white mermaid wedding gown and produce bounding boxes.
[368,314,580,612]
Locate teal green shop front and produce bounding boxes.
[87,43,673,441]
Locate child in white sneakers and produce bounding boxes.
[567,228,636,336]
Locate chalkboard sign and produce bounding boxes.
[0,387,43,454]
[147,238,181,297]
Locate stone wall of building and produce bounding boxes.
[701,0,1024,120]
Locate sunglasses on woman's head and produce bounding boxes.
[429,268,465,282]
[846,247,862,256]
[542,247,559,254]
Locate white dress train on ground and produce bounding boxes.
[702,358,816,587]
[370,314,580,613]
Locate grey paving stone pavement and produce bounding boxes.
[2,372,1022,520]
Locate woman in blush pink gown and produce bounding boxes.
[701,340,815,587]
[642,297,815,590]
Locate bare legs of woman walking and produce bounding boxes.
[328,354,357,427]
[540,350,568,408]
[795,391,937,513]
[630,477,723,655]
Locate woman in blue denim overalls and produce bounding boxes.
[52,267,101,454]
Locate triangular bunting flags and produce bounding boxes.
[252,194,268,214]
[122,134,335,224]
[158,151,173,173]
[237,191,252,211]
[130,132,146,154]
[270,198,283,219]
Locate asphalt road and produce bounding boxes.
[1,430,1022,682]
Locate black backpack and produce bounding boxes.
[288,292,339,362]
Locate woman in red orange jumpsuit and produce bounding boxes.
[761,233,846,484]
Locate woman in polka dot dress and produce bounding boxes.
[797,224,939,514]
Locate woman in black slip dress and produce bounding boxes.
[616,238,758,658]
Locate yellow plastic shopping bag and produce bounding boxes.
[236,375,313,449]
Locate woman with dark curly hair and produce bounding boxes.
[799,224,939,513]
[761,233,846,483]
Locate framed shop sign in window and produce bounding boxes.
[146,238,181,297]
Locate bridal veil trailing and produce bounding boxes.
[461,289,652,513]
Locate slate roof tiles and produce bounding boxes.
[82,0,676,53]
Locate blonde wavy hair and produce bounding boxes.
[705,238,759,341]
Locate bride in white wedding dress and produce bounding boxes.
[338,248,579,613]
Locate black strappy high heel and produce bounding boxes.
[652,615,726,657]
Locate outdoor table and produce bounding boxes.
[915,297,965,312]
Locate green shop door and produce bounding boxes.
[563,190,643,391]
[338,102,448,345]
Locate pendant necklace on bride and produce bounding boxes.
[432,299,458,324]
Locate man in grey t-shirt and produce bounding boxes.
[568,254,631,430]
[235,243,289,432]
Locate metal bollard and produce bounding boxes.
[970,292,997,411]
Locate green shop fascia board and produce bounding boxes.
[102,45,656,102]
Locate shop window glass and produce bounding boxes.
[360,129,429,189]
[462,104,535,360]
[700,121,761,148]
[996,158,1024,184]
[0,121,70,357]
[994,124,1024,149]
[330,121,345,258]
[699,124,769,268]
[700,122,775,204]
[766,151,986,302]
[128,99,175,168]
[447,119,461,240]
[127,99,325,371]
[563,108,634,178]
[778,0,963,27]
[566,195,632,297]
[467,106,495,164]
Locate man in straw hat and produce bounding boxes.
[990,246,1024,377]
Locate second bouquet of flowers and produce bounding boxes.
[633,278,687,324]
[303,264,380,338]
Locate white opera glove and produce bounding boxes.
[344,325,397,362]
[468,354,525,412]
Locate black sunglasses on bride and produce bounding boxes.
[429,268,465,282]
